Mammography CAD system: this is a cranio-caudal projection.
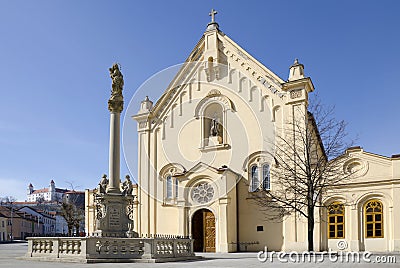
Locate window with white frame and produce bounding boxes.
[249,162,271,192]
[262,164,270,190]
[164,175,179,202]
[250,165,259,192]
[161,164,186,203]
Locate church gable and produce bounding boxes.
[132,17,319,190]
[148,24,290,130]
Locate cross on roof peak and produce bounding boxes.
[209,9,217,23]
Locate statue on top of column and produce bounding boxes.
[108,63,124,112]
[109,63,124,100]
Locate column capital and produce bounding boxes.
[108,99,124,113]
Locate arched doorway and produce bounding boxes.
[191,208,216,252]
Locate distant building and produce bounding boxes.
[14,188,86,236]
[26,180,68,202]
[0,214,7,241]
[18,206,56,235]
[12,201,70,235]
[0,206,42,240]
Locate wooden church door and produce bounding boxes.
[204,210,216,252]
[192,209,216,252]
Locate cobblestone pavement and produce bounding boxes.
[0,242,398,267]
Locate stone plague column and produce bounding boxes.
[93,63,137,238]
[107,63,124,194]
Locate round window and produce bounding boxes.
[191,182,214,204]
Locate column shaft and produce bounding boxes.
[107,111,121,193]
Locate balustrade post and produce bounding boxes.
[54,238,60,258]
[173,240,177,257]
[142,239,154,259]
[27,238,33,257]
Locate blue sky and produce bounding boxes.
[0,1,399,200]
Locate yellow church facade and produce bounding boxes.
[85,17,400,253]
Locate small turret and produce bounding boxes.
[288,58,305,81]
[49,179,55,192]
[139,96,153,114]
[27,183,34,194]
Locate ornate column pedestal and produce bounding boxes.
[94,193,137,238]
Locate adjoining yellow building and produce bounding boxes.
[85,17,400,253]
[323,147,400,252]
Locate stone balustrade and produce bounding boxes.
[26,236,196,262]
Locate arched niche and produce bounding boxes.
[194,90,235,149]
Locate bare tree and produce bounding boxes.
[252,96,355,251]
[60,182,85,236]
[60,201,82,236]
[0,196,16,204]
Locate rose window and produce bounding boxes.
[191,183,214,204]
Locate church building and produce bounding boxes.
[85,11,400,253]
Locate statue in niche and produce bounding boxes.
[210,113,221,137]
[109,63,124,100]
[97,174,108,194]
[121,175,133,196]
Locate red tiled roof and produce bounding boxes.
[30,187,68,194]
[31,188,49,194]
[13,201,59,205]
[65,191,85,194]
[14,201,38,205]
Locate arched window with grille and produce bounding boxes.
[327,202,345,239]
[262,164,270,190]
[365,200,383,238]
[250,165,259,192]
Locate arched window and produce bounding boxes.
[365,200,383,238]
[250,165,259,192]
[166,176,172,199]
[327,202,345,239]
[262,164,270,190]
